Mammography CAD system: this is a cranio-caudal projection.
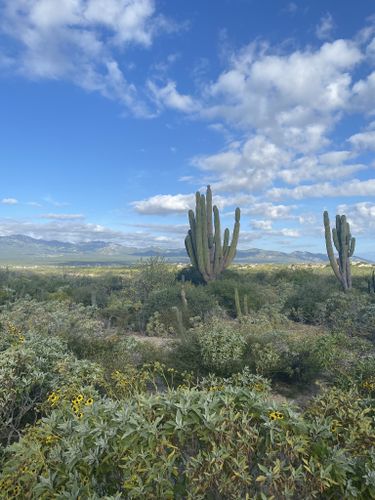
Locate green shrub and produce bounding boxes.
[244,329,337,383]
[283,278,336,324]
[324,292,375,339]
[0,298,105,338]
[194,315,247,374]
[143,283,216,334]
[0,324,105,447]
[206,278,269,316]
[0,378,373,499]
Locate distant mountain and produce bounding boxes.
[0,234,371,266]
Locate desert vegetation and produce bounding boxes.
[0,243,374,498]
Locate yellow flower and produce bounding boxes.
[269,411,284,421]
[76,394,84,402]
[85,398,94,406]
[77,412,84,419]
[45,435,57,444]
[71,404,80,414]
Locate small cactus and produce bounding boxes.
[367,270,375,294]
[234,288,249,319]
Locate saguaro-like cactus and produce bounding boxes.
[323,211,356,291]
[185,186,240,282]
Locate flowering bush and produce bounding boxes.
[0,373,373,499]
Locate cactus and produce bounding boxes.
[323,211,356,291]
[185,186,240,282]
[367,270,375,294]
[234,288,249,319]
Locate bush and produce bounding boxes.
[206,278,269,317]
[194,315,247,374]
[283,278,336,324]
[0,376,373,499]
[244,329,337,383]
[142,283,216,334]
[0,298,105,338]
[0,324,105,447]
[324,292,375,339]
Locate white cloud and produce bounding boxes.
[202,39,362,143]
[0,0,174,115]
[39,213,85,220]
[251,219,273,230]
[147,80,200,113]
[351,71,375,114]
[349,129,375,150]
[337,201,375,235]
[242,202,296,219]
[269,179,375,200]
[316,13,335,41]
[1,198,18,205]
[132,193,195,214]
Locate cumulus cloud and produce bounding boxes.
[242,202,296,219]
[337,202,375,235]
[1,198,18,205]
[202,38,362,147]
[0,0,175,115]
[269,179,375,200]
[132,193,195,215]
[147,80,200,112]
[349,127,375,150]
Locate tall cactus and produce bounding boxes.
[185,186,240,282]
[323,211,356,291]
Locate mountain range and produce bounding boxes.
[0,234,370,266]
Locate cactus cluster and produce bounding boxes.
[185,186,240,283]
[323,211,356,291]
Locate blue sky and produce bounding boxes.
[0,0,375,258]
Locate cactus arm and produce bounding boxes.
[195,192,206,279]
[332,228,340,252]
[185,233,198,269]
[224,208,241,268]
[206,185,213,248]
[349,237,355,257]
[200,194,211,276]
[339,216,348,288]
[213,205,222,276]
[234,288,242,318]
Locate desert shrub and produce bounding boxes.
[283,278,336,324]
[193,315,247,374]
[0,324,105,447]
[324,292,375,339]
[206,278,269,316]
[0,298,105,338]
[142,283,216,334]
[0,378,373,499]
[244,330,337,383]
[133,256,176,302]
